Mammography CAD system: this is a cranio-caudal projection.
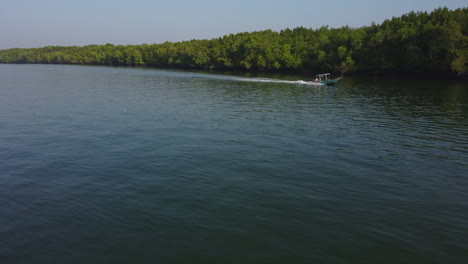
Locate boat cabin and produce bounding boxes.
[315,73,331,82]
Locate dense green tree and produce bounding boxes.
[0,7,466,76]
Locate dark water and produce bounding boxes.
[1,64,467,264]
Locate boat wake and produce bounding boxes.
[180,71,325,86]
[232,77,324,86]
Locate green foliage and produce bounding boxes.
[0,7,466,76]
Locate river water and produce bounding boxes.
[0,64,467,263]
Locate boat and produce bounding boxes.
[312,73,343,85]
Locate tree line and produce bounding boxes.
[0,7,466,76]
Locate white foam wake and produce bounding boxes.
[233,77,324,86]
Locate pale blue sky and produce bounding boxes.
[0,0,466,49]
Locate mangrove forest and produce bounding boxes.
[0,7,466,76]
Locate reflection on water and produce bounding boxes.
[0,64,467,264]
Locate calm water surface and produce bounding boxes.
[0,64,467,264]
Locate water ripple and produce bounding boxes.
[0,64,467,264]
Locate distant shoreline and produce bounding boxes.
[2,62,465,81]
[0,8,466,78]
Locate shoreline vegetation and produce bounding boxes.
[0,8,466,77]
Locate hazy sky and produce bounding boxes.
[0,0,466,49]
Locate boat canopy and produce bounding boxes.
[315,73,331,81]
